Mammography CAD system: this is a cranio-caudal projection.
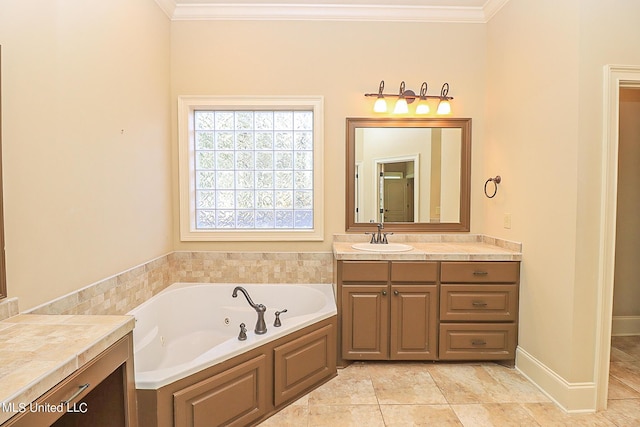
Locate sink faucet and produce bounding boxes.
[232,286,267,335]
[366,223,393,244]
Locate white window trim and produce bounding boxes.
[177,95,324,241]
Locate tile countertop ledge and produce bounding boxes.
[333,234,522,261]
[0,314,135,424]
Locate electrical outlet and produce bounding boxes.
[503,213,512,229]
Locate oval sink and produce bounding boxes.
[351,243,414,252]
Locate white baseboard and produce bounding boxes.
[516,347,596,413]
[611,315,640,336]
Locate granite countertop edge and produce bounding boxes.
[332,234,523,261]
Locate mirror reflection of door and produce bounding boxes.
[354,162,363,222]
[377,161,415,222]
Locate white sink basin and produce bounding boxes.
[351,243,414,252]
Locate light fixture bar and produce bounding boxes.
[364,80,454,101]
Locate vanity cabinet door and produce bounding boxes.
[173,354,268,427]
[390,285,438,360]
[274,323,336,406]
[341,285,389,360]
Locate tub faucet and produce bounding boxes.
[232,286,267,335]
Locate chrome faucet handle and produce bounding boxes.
[274,309,288,327]
[365,232,377,244]
[382,232,394,244]
[238,323,247,341]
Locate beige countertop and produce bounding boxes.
[333,234,522,261]
[0,314,134,424]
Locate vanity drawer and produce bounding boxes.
[340,261,389,282]
[391,262,438,283]
[439,323,517,360]
[440,262,519,283]
[440,285,518,321]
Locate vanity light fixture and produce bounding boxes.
[393,81,409,114]
[415,82,430,114]
[373,81,387,113]
[365,80,453,115]
[436,83,452,115]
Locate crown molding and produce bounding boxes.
[483,0,510,21]
[154,0,177,18]
[158,1,510,23]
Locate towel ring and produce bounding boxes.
[484,175,501,198]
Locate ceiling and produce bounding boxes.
[154,0,510,22]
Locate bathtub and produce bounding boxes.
[128,282,337,390]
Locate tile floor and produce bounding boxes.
[259,336,640,426]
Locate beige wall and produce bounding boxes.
[170,20,487,252]
[614,89,640,317]
[0,0,173,310]
[487,0,640,406]
[486,0,581,381]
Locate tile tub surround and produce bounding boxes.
[23,251,333,317]
[171,251,333,284]
[0,314,134,424]
[333,234,522,261]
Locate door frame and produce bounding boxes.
[373,154,420,223]
[595,65,640,410]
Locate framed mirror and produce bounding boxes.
[346,117,471,233]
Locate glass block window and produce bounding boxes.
[178,96,324,241]
[193,110,314,230]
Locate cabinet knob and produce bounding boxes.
[382,290,387,296]
[394,290,399,296]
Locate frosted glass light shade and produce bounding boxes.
[373,97,387,113]
[437,99,451,115]
[393,98,409,114]
[415,100,430,114]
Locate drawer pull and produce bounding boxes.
[61,383,90,405]
[473,271,489,276]
[472,301,488,307]
[471,340,487,346]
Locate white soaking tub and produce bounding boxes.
[128,282,337,390]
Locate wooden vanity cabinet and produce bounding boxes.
[439,262,520,362]
[338,260,520,363]
[339,261,438,361]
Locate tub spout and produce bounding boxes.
[232,286,268,335]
